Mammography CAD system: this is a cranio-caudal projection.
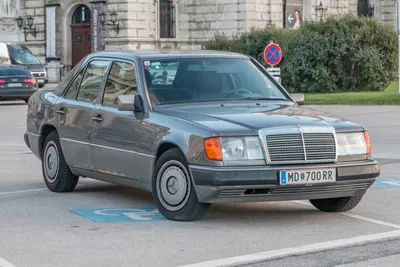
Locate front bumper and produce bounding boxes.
[189,160,380,203]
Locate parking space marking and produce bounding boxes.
[178,230,400,267]
[292,200,400,229]
[0,256,15,267]
[70,208,167,222]
[0,188,48,196]
[372,178,400,188]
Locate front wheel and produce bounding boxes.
[42,131,79,192]
[152,148,211,221]
[309,195,364,212]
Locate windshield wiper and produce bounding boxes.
[242,97,291,101]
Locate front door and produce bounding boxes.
[71,25,92,68]
[90,60,144,180]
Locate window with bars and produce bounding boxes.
[160,0,176,38]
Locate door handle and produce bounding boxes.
[55,107,65,115]
[92,114,103,122]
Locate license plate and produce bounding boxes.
[37,79,45,83]
[280,168,336,185]
[8,83,22,87]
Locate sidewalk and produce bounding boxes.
[336,254,400,267]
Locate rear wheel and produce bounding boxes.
[42,131,79,192]
[24,98,29,103]
[152,148,211,221]
[309,196,363,212]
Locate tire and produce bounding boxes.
[42,131,79,192]
[152,148,211,221]
[24,98,29,103]
[309,195,364,212]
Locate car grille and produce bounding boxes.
[32,73,45,78]
[265,133,336,164]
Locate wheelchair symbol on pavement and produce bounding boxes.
[70,207,166,222]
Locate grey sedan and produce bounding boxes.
[24,50,380,221]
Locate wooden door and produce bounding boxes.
[71,25,92,68]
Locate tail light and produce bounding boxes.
[0,79,6,84]
[24,78,36,84]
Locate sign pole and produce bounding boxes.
[398,0,400,93]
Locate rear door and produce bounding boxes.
[56,59,111,170]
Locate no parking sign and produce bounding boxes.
[264,42,282,83]
[263,43,282,66]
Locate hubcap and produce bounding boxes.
[44,141,59,184]
[157,160,191,212]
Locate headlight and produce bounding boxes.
[204,137,264,162]
[336,132,371,156]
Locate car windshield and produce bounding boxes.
[10,51,41,65]
[143,57,290,106]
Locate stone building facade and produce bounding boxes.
[0,0,397,82]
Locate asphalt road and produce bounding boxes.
[0,97,399,267]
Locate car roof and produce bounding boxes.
[86,50,249,60]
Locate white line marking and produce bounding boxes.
[292,200,400,229]
[335,254,400,267]
[0,188,48,196]
[0,256,16,267]
[178,230,400,267]
[374,154,400,160]
[1,151,33,155]
[342,213,400,229]
[0,144,27,147]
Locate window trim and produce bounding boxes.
[100,59,139,109]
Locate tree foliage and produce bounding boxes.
[204,15,398,93]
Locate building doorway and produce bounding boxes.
[71,4,92,68]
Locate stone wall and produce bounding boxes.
[23,0,46,62]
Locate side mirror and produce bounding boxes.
[291,93,305,105]
[117,95,144,112]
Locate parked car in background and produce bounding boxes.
[0,42,48,88]
[0,64,38,102]
[24,50,380,221]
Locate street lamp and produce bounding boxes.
[315,1,328,21]
[15,16,37,38]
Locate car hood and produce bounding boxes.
[25,64,45,72]
[155,102,364,136]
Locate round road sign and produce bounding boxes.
[263,43,282,66]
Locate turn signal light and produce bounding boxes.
[364,131,371,155]
[204,137,223,161]
[24,78,36,84]
[0,79,5,84]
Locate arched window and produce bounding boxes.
[72,4,91,25]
